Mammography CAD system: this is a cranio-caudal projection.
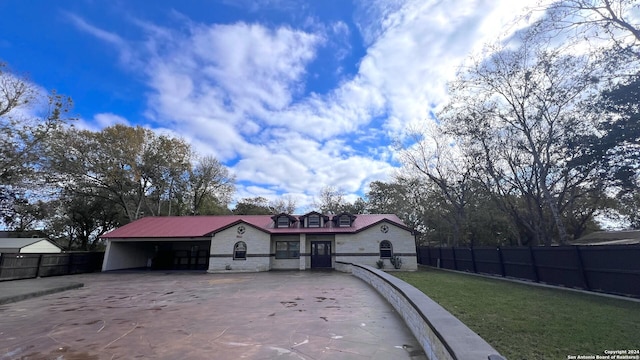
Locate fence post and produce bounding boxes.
[497,247,505,277]
[470,247,477,273]
[438,247,442,268]
[574,246,590,291]
[529,246,539,282]
[35,254,43,278]
[68,253,74,275]
[452,247,458,270]
[426,246,431,266]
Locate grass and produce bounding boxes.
[393,268,640,360]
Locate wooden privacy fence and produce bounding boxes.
[417,245,640,298]
[0,252,104,281]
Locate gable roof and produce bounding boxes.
[0,238,61,251]
[101,214,413,239]
[573,230,640,245]
[299,211,329,221]
[101,215,272,239]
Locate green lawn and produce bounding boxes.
[393,268,640,360]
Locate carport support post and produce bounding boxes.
[299,234,306,270]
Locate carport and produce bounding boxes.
[102,238,210,271]
[100,216,233,272]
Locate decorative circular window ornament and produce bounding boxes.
[380,224,389,233]
[237,225,246,234]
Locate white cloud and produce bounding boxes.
[72,113,130,132]
[66,1,539,210]
[64,12,134,66]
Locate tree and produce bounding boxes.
[340,197,368,214]
[576,76,640,228]
[45,190,123,250]
[534,0,640,53]
[440,31,606,245]
[313,186,349,214]
[233,197,272,215]
[49,124,195,222]
[366,181,407,215]
[0,62,72,229]
[400,124,476,246]
[186,155,235,215]
[268,195,297,214]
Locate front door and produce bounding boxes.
[311,241,332,268]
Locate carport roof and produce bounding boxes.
[101,214,412,239]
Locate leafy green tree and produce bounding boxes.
[45,190,124,250]
[50,125,194,222]
[366,181,407,215]
[340,197,368,215]
[233,197,272,215]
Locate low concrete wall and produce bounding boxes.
[336,261,505,360]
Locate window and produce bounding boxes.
[234,241,247,260]
[338,215,351,227]
[276,241,300,259]
[380,240,393,259]
[277,216,290,228]
[308,214,320,227]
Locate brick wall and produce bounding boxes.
[208,225,271,272]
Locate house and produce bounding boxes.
[573,230,640,246]
[0,238,62,255]
[100,212,418,272]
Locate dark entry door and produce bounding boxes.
[311,241,332,268]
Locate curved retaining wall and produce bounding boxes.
[335,261,505,360]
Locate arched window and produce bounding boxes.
[234,241,247,260]
[379,240,393,259]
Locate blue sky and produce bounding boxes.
[0,0,538,210]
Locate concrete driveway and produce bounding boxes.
[0,271,426,359]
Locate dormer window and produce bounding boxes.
[277,216,290,228]
[272,213,296,228]
[308,214,320,227]
[333,212,356,227]
[300,211,329,228]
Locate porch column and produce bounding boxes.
[299,234,306,270]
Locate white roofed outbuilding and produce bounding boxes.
[0,238,62,255]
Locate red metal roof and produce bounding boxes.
[101,214,412,239]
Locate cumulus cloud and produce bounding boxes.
[66,0,538,210]
[72,113,130,131]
